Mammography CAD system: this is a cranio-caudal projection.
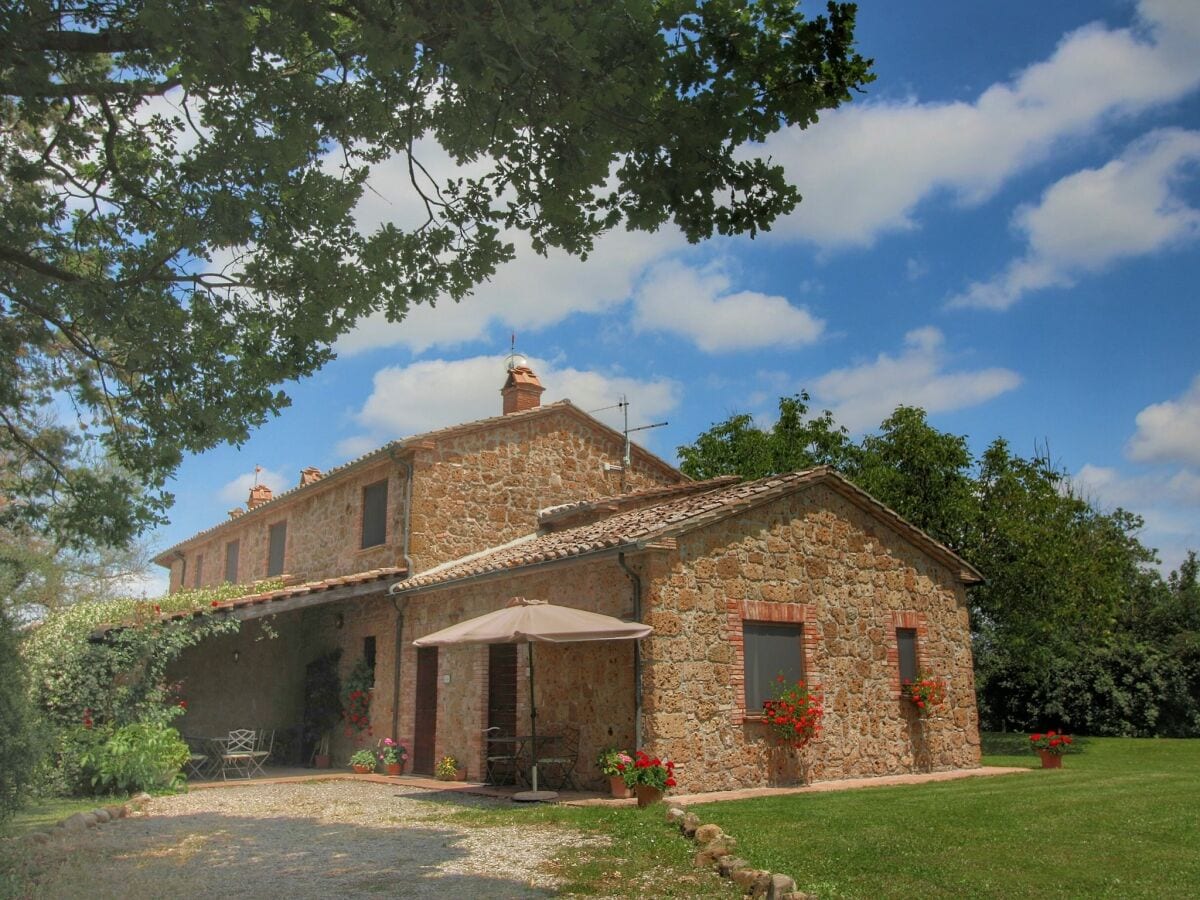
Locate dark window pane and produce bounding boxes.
[361,480,388,548]
[193,554,203,588]
[743,622,804,712]
[364,636,376,678]
[267,522,287,576]
[897,628,918,683]
[225,540,239,583]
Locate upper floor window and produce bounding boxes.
[225,539,240,583]
[743,622,805,713]
[897,627,918,685]
[361,479,388,549]
[193,554,203,589]
[267,521,287,577]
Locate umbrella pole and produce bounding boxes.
[528,641,538,792]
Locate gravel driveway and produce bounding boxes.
[22,782,608,898]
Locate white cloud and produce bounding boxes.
[949,129,1200,309]
[761,0,1200,249]
[349,355,681,443]
[632,260,824,352]
[218,467,288,507]
[1128,374,1200,466]
[811,327,1021,432]
[336,227,682,355]
[1072,463,1200,573]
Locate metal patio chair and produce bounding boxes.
[249,729,275,776]
[534,725,580,791]
[219,729,257,780]
[483,726,520,785]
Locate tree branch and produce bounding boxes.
[21,29,152,54]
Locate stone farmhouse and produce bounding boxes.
[158,363,983,792]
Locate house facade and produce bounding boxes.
[160,365,983,791]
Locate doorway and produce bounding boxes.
[412,646,438,774]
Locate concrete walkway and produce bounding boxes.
[187,764,1030,807]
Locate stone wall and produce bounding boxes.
[168,614,307,744]
[399,559,638,785]
[639,483,980,793]
[166,591,399,768]
[165,407,682,591]
[167,460,402,592]
[406,413,681,571]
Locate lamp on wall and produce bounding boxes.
[232,650,240,663]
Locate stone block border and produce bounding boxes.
[664,802,814,900]
[22,792,152,845]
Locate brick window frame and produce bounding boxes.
[727,600,819,725]
[887,611,931,700]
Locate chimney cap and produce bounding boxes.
[299,466,323,486]
[247,483,273,509]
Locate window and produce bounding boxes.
[364,636,376,680]
[743,622,804,713]
[224,540,240,583]
[193,554,203,589]
[361,479,388,548]
[267,521,287,577]
[897,627,918,684]
[177,557,187,590]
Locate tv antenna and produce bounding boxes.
[591,395,668,492]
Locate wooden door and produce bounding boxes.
[487,644,518,737]
[413,647,438,775]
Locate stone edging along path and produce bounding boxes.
[21,791,154,846]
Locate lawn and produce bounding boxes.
[697,737,1200,898]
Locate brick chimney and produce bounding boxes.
[299,466,322,486]
[228,507,245,520]
[247,483,273,509]
[501,363,544,415]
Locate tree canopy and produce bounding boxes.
[0,0,874,548]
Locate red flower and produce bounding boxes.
[666,777,676,787]
[211,600,220,607]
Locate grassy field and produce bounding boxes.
[4,739,1195,898]
[699,737,1199,898]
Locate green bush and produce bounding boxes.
[77,721,189,795]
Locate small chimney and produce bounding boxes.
[228,507,245,519]
[247,483,273,509]
[501,363,545,415]
[299,466,322,486]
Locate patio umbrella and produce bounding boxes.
[412,596,652,800]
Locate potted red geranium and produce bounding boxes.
[762,678,824,749]
[901,670,946,716]
[621,750,676,807]
[1029,731,1073,769]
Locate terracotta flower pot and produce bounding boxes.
[610,775,633,799]
[455,767,468,782]
[353,764,373,774]
[385,762,403,776]
[1037,750,1063,769]
[313,754,331,769]
[635,784,663,808]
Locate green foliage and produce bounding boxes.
[22,581,268,731]
[302,648,342,758]
[1,0,873,550]
[435,755,460,780]
[76,721,189,795]
[677,392,857,480]
[20,580,279,797]
[0,612,34,821]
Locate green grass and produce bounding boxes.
[0,795,127,840]
[442,802,739,897]
[697,737,1200,898]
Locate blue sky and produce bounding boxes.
[141,0,1200,593]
